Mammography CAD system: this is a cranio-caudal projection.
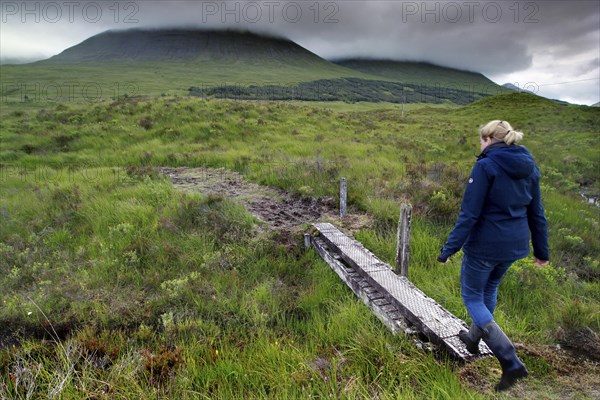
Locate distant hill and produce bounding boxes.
[502,83,537,95]
[592,102,600,107]
[458,91,565,112]
[3,29,505,105]
[3,28,367,101]
[502,83,578,106]
[45,29,331,67]
[334,59,509,96]
[452,92,599,129]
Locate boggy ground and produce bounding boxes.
[161,167,600,399]
[460,342,600,399]
[159,166,373,240]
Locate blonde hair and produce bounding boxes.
[480,120,524,145]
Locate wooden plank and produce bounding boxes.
[363,286,378,294]
[381,304,397,313]
[372,298,390,306]
[311,237,413,336]
[313,223,492,360]
[366,292,385,301]
[357,280,371,288]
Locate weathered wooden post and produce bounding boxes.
[340,178,347,218]
[401,94,405,120]
[304,233,312,249]
[395,203,412,277]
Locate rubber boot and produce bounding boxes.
[481,321,528,391]
[459,323,482,354]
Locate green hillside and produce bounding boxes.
[1,29,509,108]
[46,29,328,63]
[1,91,599,398]
[0,29,375,105]
[335,59,510,95]
[1,59,364,100]
[191,59,510,104]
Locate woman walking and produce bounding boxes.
[437,120,549,391]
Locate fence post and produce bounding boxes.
[304,233,312,249]
[395,203,412,277]
[340,178,347,218]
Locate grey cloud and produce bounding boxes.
[3,1,598,75]
[1,0,598,103]
[576,58,600,76]
[125,1,598,76]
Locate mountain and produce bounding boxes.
[2,28,367,101]
[2,29,504,105]
[39,28,363,81]
[334,59,508,95]
[592,102,600,107]
[46,29,331,66]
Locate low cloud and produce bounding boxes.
[1,0,598,103]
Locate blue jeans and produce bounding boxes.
[461,253,516,328]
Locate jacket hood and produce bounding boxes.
[484,144,535,179]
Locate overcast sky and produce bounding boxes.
[1,0,598,105]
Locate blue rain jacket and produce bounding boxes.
[441,142,549,262]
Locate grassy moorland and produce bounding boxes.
[0,92,598,399]
[1,59,502,106]
[0,59,362,100]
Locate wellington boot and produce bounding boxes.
[482,321,528,392]
[459,323,483,354]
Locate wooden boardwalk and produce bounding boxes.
[310,223,492,361]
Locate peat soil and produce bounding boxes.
[159,167,373,239]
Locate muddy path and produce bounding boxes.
[159,167,372,237]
